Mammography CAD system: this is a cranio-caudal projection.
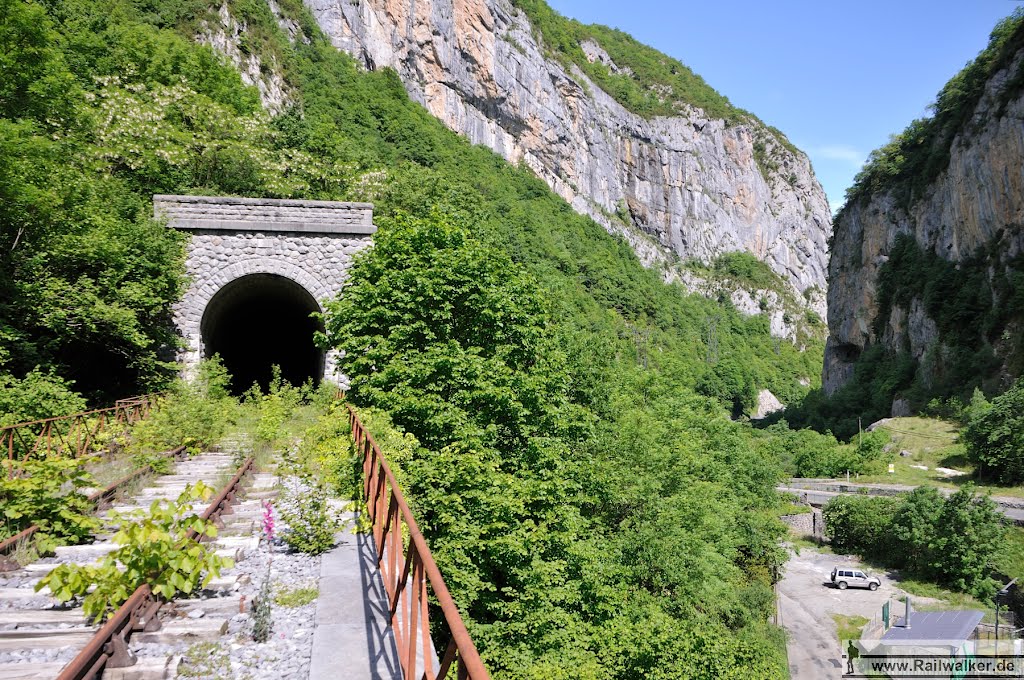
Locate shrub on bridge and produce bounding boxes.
[0,457,100,552]
[0,369,86,427]
[37,482,232,622]
[127,358,237,464]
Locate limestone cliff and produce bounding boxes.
[824,33,1024,398]
[302,0,831,311]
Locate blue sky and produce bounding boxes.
[546,0,1022,213]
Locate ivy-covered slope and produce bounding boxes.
[0,0,828,674]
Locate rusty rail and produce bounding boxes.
[56,455,254,680]
[1,393,161,464]
[0,445,188,557]
[348,405,490,680]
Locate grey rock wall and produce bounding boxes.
[303,0,832,312]
[824,51,1024,395]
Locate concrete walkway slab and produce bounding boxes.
[309,526,402,680]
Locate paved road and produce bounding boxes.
[778,547,903,680]
[778,485,1024,524]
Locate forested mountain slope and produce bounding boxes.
[811,11,1024,435]
[0,0,824,674]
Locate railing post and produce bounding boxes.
[407,552,419,678]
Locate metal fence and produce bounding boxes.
[348,405,490,680]
[1,394,160,465]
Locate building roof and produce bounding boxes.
[882,610,985,644]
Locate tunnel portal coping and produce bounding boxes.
[154,194,376,235]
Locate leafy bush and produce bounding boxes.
[37,482,233,621]
[0,457,100,551]
[246,367,305,444]
[292,403,360,498]
[278,479,338,555]
[823,494,901,559]
[0,369,86,426]
[127,358,238,459]
[964,377,1024,484]
[823,486,1005,598]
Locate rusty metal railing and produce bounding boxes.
[1,393,161,464]
[348,405,490,680]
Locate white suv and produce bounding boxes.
[831,567,880,591]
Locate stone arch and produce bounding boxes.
[158,194,376,387]
[176,258,342,390]
[189,258,332,320]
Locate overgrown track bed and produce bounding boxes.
[0,446,188,560]
[0,451,261,679]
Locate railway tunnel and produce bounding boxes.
[201,273,325,394]
[156,195,377,390]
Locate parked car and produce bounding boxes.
[831,567,880,591]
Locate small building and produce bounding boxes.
[873,610,985,679]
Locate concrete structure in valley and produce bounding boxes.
[154,195,376,392]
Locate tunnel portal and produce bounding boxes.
[158,195,376,386]
[201,274,324,394]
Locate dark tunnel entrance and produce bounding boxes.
[201,274,324,395]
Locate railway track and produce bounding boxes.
[0,446,189,560]
[0,445,275,679]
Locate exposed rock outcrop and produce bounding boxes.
[304,0,831,310]
[198,3,296,114]
[752,389,785,420]
[824,48,1024,395]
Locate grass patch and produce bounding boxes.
[778,503,812,516]
[897,578,991,613]
[789,536,831,555]
[178,641,232,678]
[833,614,869,642]
[274,584,318,608]
[5,537,41,567]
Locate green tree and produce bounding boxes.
[964,378,1024,484]
[822,495,901,559]
[890,486,943,570]
[930,486,1005,598]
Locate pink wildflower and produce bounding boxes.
[261,500,275,544]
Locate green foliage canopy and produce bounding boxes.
[965,377,1024,484]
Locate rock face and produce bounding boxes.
[198,3,299,114]
[824,49,1024,394]
[752,389,785,420]
[303,0,831,309]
